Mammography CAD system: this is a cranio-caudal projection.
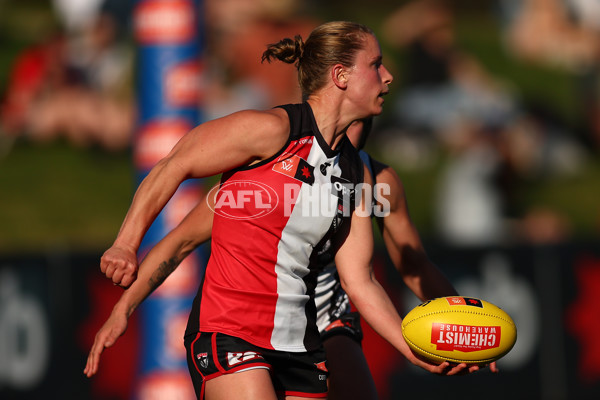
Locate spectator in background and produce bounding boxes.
[381,0,518,147]
[0,31,68,141]
[380,0,519,245]
[379,0,579,246]
[498,0,600,152]
[201,0,318,119]
[0,2,134,152]
[499,0,600,72]
[52,0,106,34]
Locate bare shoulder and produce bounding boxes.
[376,164,401,187]
[370,158,406,210]
[222,108,290,158]
[369,158,401,189]
[224,107,288,129]
[169,107,292,176]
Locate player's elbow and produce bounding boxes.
[340,271,375,300]
[150,143,195,182]
[179,237,202,258]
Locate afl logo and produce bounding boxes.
[208,180,279,220]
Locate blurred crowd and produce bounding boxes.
[0,0,134,152]
[1,0,599,245]
[375,0,600,246]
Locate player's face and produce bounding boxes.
[346,34,393,118]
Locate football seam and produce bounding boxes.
[403,309,516,327]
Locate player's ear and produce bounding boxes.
[332,64,348,89]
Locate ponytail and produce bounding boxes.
[262,35,304,67]
[261,21,374,99]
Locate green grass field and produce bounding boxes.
[0,140,134,252]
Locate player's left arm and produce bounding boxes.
[84,194,215,378]
[373,163,498,373]
[374,163,458,300]
[335,164,468,375]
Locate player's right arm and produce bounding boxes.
[374,163,458,301]
[101,108,289,287]
[84,197,215,378]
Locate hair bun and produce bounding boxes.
[293,35,304,63]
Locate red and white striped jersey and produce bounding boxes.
[185,102,363,352]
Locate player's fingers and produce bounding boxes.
[121,262,137,285]
[119,273,135,289]
[111,269,125,285]
[84,340,103,377]
[100,252,115,274]
[84,352,98,377]
[103,263,116,279]
[85,331,120,377]
[100,258,108,273]
[411,352,447,374]
[467,364,480,374]
[86,324,121,375]
[426,361,450,374]
[446,363,470,376]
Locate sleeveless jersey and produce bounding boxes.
[314,150,384,334]
[185,102,364,352]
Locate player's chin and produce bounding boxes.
[374,97,386,113]
[371,102,384,116]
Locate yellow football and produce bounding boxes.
[401,296,517,365]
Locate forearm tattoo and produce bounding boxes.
[148,256,180,291]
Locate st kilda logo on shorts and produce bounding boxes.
[196,352,209,369]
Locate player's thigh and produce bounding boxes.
[205,368,277,400]
[324,334,378,400]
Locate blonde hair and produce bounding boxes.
[262,21,375,100]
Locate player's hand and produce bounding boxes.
[100,244,138,288]
[447,361,500,375]
[425,359,499,376]
[399,335,459,375]
[409,355,462,375]
[443,360,500,375]
[83,308,128,378]
[405,351,487,376]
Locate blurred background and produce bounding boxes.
[1,0,599,399]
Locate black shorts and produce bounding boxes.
[184,332,329,399]
[320,312,363,343]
